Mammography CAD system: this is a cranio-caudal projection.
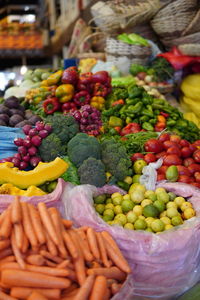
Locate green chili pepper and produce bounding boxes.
[128,85,143,98]
[167,120,176,126]
[140,115,149,122]
[129,102,143,114]
[149,119,157,125]
[126,117,132,124]
[142,122,154,131]
[126,98,140,105]
[142,109,154,118]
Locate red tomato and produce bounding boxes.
[176,165,191,176]
[179,139,190,147]
[131,153,144,162]
[157,173,166,181]
[163,154,182,166]
[183,157,195,167]
[144,153,157,164]
[178,175,191,183]
[193,150,200,163]
[170,135,181,143]
[157,165,168,174]
[189,144,197,153]
[181,147,192,158]
[144,139,164,154]
[158,133,170,143]
[193,140,200,147]
[194,172,200,183]
[191,182,200,189]
[167,146,181,156]
[155,151,167,159]
[188,164,200,174]
[163,141,181,150]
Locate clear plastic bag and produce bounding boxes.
[62,182,200,300]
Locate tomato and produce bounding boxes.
[163,141,181,150]
[181,147,192,158]
[193,150,200,163]
[183,157,195,167]
[144,153,156,164]
[179,139,190,147]
[191,182,200,189]
[156,151,167,159]
[188,164,200,174]
[189,144,197,153]
[157,173,166,181]
[158,133,170,143]
[170,135,181,143]
[178,175,191,184]
[167,146,181,156]
[131,153,144,162]
[157,165,168,174]
[194,172,200,183]
[163,154,182,166]
[144,139,164,153]
[193,140,200,147]
[176,165,191,176]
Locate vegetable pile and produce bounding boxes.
[0,197,130,299]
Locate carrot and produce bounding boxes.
[45,259,57,268]
[0,255,15,264]
[89,275,107,300]
[57,259,70,269]
[21,203,38,248]
[86,228,100,260]
[0,291,17,300]
[2,269,71,289]
[0,208,12,239]
[28,204,46,245]
[11,233,26,269]
[48,208,67,258]
[96,232,110,268]
[0,262,20,270]
[62,231,78,259]
[79,226,89,232]
[76,231,93,262]
[0,239,10,251]
[0,248,13,260]
[44,231,58,257]
[0,209,8,226]
[10,287,61,299]
[61,283,79,296]
[14,223,23,250]
[73,275,94,300]
[62,219,73,229]
[111,283,122,295]
[87,267,126,281]
[101,231,125,261]
[27,291,48,300]
[25,264,70,277]
[21,233,29,254]
[11,195,22,224]
[26,255,45,266]
[37,203,59,246]
[104,287,111,300]
[40,250,62,264]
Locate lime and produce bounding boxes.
[126,211,137,223]
[133,205,143,216]
[141,199,152,207]
[124,223,134,230]
[123,194,131,201]
[160,216,171,225]
[129,183,146,195]
[134,219,147,230]
[105,203,114,210]
[146,227,153,232]
[143,204,159,218]
[155,187,166,194]
[148,193,157,202]
[166,202,177,209]
[183,208,195,219]
[103,209,114,221]
[121,200,134,213]
[145,217,155,227]
[114,205,123,215]
[114,214,127,226]
[106,198,112,204]
[95,204,105,215]
[103,215,113,222]
[157,192,169,204]
[94,194,106,204]
[138,215,145,221]
[151,219,165,232]
[145,190,155,198]
[130,190,144,204]
[168,192,177,201]
[124,176,132,185]
[153,200,165,213]
[111,192,123,199]
[180,202,192,212]
[133,159,147,174]
[165,224,173,230]
[132,175,141,183]
[112,196,123,206]
[174,197,185,207]
[160,210,167,218]
[111,220,123,226]
[166,207,179,218]
[171,215,183,226]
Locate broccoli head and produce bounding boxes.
[67,133,101,167]
[46,114,79,144]
[101,138,132,181]
[78,158,106,187]
[38,133,67,162]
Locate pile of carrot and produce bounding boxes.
[0,196,131,300]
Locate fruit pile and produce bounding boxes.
[94,184,196,233]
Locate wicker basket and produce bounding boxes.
[178,44,200,56]
[182,9,200,36]
[162,32,200,50]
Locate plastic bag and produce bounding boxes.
[63,182,200,300]
[140,158,163,190]
[0,126,25,159]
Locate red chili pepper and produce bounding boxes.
[120,123,141,136]
[93,83,108,97]
[112,99,124,106]
[43,97,60,115]
[79,72,93,85]
[160,111,169,118]
[73,90,91,107]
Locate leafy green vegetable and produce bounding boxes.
[129,64,148,76]
[111,76,135,88]
[149,57,174,82]
[123,132,158,155]
[60,156,80,185]
[117,33,149,46]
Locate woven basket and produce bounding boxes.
[151,0,197,38]
[178,44,200,56]
[182,9,200,36]
[162,32,200,50]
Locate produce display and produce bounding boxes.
[0,197,130,299]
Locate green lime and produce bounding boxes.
[121,200,134,213]
[160,216,171,225]
[157,192,169,204]
[103,209,114,221]
[148,193,157,202]
[143,204,159,218]
[151,219,165,232]
[106,198,112,204]
[146,227,153,232]
[95,204,105,215]
[132,175,141,183]
[130,190,144,204]
[133,159,147,174]
[112,196,123,206]
[126,211,137,223]
[103,215,113,222]
[114,214,127,226]
[168,192,176,201]
[145,217,155,227]
[94,194,107,204]
[153,200,165,213]
[134,219,147,230]
[112,220,123,226]
[105,203,114,210]
[114,205,123,215]
[47,181,57,193]
[124,223,134,230]
[171,215,183,226]
[166,207,179,218]
[141,199,152,207]
[123,194,131,201]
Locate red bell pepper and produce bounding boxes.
[62,102,77,113]
[93,83,109,97]
[43,97,60,115]
[160,111,169,118]
[79,72,93,85]
[73,90,91,107]
[120,123,141,136]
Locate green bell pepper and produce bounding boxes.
[142,122,154,131]
[108,116,123,128]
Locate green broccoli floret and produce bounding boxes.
[38,133,67,162]
[67,133,101,167]
[78,158,106,187]
[46,114,79,144]
[101,138,132,181]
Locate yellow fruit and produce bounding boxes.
[145,217,155,227]
[129,183,146,194]
[157,192,169,203]
[166,202,177,209]
[134,219,147,230]
[155,187,166,194]
[166,208,179,218]
[133,205,143,216]
[151,219,165,232]
[141,199,152,207]
[160,211,167,218]
[138,215,145,221]
[180,202,192,212]
[183,208,195,220]
[130,190,144,204]
[160,216,171,225]
[171,215,183,226]
[144,190,154,198]
[165,224,173,230]
[114,205,123,215]
[146,227,153,232]
[111,192,122,199]
[123,194,131,201]
[124,223,134,230]
[124,176,132,185]
[105,203,114,210]
[174,197,185,207]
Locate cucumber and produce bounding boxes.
[177,284,200,300]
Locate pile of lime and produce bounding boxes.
[93,183,196,233]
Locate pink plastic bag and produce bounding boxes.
[62,182,200,300]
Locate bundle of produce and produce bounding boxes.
[0,197,131,299]
[64,182,200,299]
